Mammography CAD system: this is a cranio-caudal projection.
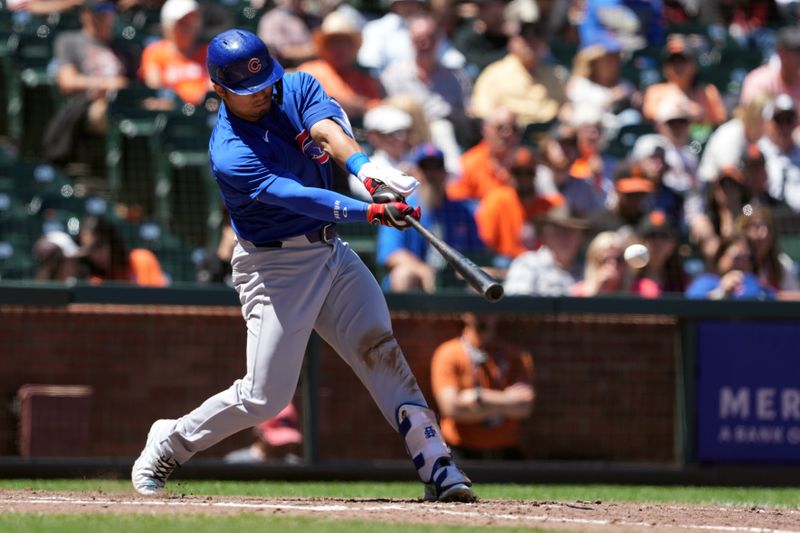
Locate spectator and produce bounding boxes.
[690,165,751,264]
[632,94,699,198]
[430,312,534,460]
[470,20,567,128]
[32,231,82,282]
[257,0,321,68]
[44,0,136,164]
[635,210,688,294]
[686,233,775,299]
[565,36,641,123]
[375,143,485,292]
[78,215,167,287]
[643,35,727,128]
[566,104,615,209]
[475,146,563,259]
[453,0,510,78]
[740,25,800,104]
[223,403,303,464]
[139,0,210,106]
[447,107,522,202]
[363,105,414,169]
[758,93,800,212]
[503,204,587,296]
[297,11,383,121]
[590,162,655,234]
[380,14,475,172]
[736,205,800,293]
[535,123,604,217]
[632,144,685,230]
[698,95,769,183]
[739,143,777,207]
[348,103,416,200]
[358,0,465,73]
[572,230,660,297]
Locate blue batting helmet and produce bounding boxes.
[207,29,284,95]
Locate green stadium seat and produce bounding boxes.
[153,110,220,249]
[105,85,168,216]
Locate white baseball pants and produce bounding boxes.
[165,235,428,464]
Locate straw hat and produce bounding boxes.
[313,12,362,53]
[571,36,622,79]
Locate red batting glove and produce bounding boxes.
[363,177,405,203]
[367,201,420,229]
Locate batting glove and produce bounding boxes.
[358,162,419,197]
[364,177,405,203]
[367,201,420,230]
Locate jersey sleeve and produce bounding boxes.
[292,72,353,138]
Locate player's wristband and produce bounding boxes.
[346,152,370,179]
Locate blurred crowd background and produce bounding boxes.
[2,0,800,300]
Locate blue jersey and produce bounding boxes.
[210,71,358,244]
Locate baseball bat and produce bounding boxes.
[406,217,504,303]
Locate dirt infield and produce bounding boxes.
[1,490,798,532]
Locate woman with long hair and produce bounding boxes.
[571,231,659,297]
[736,206,800,292]
[79,215,167,287]
[636,211,688,294]
[686,233,774,300]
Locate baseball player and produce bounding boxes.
[131,29,475,503]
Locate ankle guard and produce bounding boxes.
[396,403,451,483]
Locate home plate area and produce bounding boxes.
[0,490,798,532]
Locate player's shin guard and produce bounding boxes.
[396,403,475,502]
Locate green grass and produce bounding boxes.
[0,514,551,533]
[1,479,798,507]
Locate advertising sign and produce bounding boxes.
[697,322,800,462]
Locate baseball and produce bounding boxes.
[624,243,650,269]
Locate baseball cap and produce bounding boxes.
[411,142,444,164]
[536,204,588,230]
[615,163,654,194]
[207,29,284,95]
[160,0,199,29]
[762,93,796,120]
[84,0,116,13]
[257,404,302,447]
[363,105,412,134]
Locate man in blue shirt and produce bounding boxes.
[132,29,474,503]
[377,143,486,292]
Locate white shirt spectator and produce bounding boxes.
[697,117,749,183]
[357,12,465,73]
[503,247,580,296]
[758,135,800,212]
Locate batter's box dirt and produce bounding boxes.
[0,490,798,532]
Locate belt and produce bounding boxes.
[254,223,337,248]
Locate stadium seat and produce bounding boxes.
[153,110,220,249]
[105,85,167,215]
[3,31,57,159]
